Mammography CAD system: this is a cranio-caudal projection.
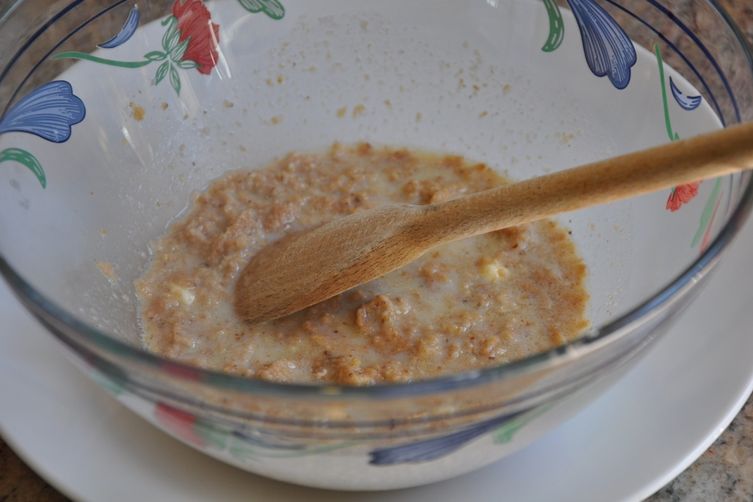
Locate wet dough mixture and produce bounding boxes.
[136,143,588,385]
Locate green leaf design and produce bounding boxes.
[91,370,125,396]
[228,444,260,462]
[170,37,190,63]
[194,422,228,450]
[655,45,680,142]
[0,148,46,188]
[177,60,198,69]
[165,33,181,54]
[692,178,722,248]
[144,50,167,61]
[541,0,565,52]
[155,61,170,85]
[161,16,180,53]
[238,0,285,20]
[52,51,152,68]
[227,438,354,461]
[493,405,551,444]
[263,441,354,458]
[169,64,182,96]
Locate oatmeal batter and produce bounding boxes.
[136,143,588,385]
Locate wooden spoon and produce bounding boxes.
[236,121,753,323]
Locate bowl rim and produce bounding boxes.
[1,0,752,401]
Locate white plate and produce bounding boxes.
[2,217,752,502]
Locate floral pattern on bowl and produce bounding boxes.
[53,0,285,96]
[54,0,221,96]
[1,0,718,250]
[0,80,85,188]
[153,401,352,462]
[368,406,548,466]
[541,0,637,89]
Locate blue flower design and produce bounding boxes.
[99,4,140,49]
[566,0,637,89]
[0,80,86,143]
[369,409,527,466]
[669,76,702,111]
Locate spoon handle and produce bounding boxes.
[428,121,753,242]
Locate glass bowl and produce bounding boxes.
[1,0,752,491]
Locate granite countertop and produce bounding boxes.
[1,1,753,500]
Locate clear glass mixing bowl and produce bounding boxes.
[0,0,751,490]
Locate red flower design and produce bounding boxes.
[666,182,700,212]
[161,360,202,382]
[172,0,220,75]
[155,402,205,447]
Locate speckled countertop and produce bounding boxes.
[2,1,753,501]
